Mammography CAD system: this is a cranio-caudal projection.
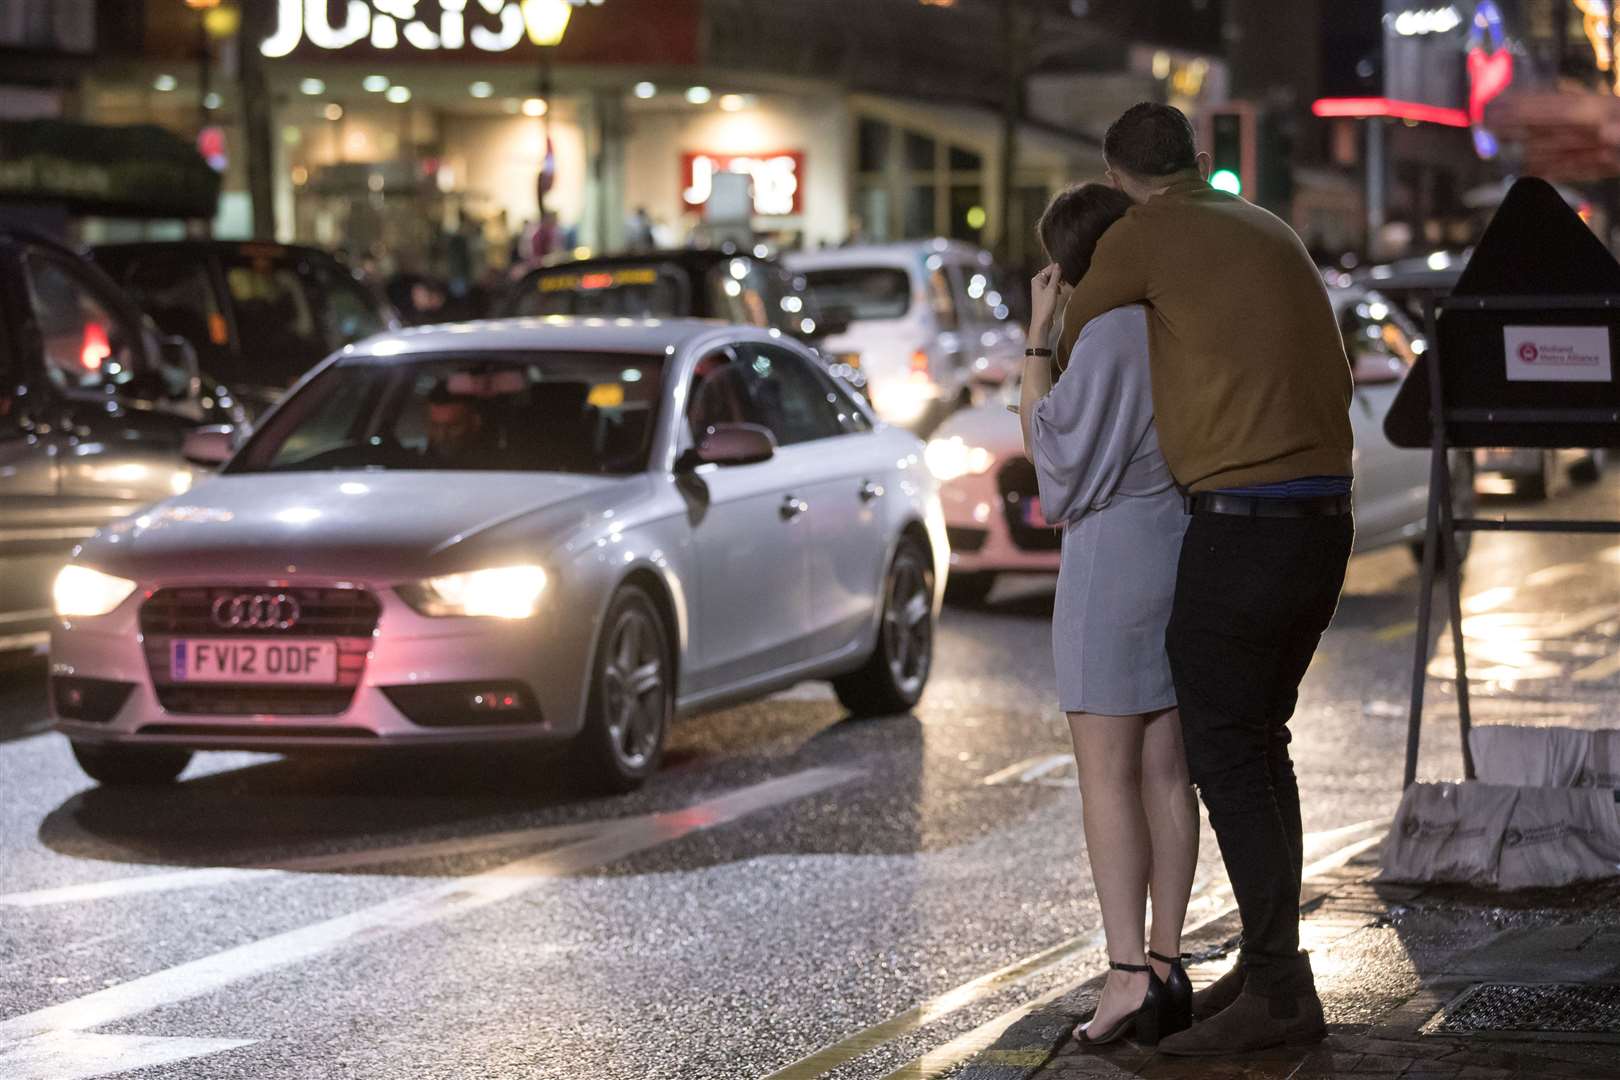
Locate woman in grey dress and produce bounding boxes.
[1019,185,1200,1046]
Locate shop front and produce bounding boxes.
[76,0,1104,276]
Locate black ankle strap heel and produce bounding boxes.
[1147,951,1193,1038]
[1076,961,1158,1047]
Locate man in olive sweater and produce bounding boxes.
[1057,104,1354,1055]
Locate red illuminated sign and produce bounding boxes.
[681,151,804,217]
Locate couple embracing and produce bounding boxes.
[1017,103,1355,1056]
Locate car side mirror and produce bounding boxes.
[183,424,236,467]
[678,422,776,470]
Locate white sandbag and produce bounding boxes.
[1378,781,1519,886]
[1468,725,1592,787]
[1580,730,1620,789]
[1496,786,1620,890]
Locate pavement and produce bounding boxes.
[960,843,1620,1079]
[0,469,1616,1078]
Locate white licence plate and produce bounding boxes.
[170,639,338,684]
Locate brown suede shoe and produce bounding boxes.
[1191,958,1244,1021]
[1158,987,1326,1057]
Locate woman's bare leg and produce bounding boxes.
[1069,710,1151,1034]
[1140,707,1199,980]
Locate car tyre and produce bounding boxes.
[1570,454,1602,485]
[70,741,191,786]
[943,572,995,607]
[833,535,935,717]
[574,585,672,793]
[1515,451,1557,501]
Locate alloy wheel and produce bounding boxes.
[882,549,933,698]
[600,605,667,772]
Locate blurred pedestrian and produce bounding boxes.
[625,206,655,251]
[1056,103,1354,1056]
[1019,184,1198,1049]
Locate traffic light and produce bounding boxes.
[1208,107,1251,197]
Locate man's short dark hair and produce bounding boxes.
[1104,103,1198,179]
[1037,183,1134,286]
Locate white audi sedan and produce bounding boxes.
[50,318,947,790]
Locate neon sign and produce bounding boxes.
[1466,1,1513,158]
[260,0,600,58]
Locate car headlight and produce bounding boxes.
[925,436,996,482]
[399,565,549,619]
[53,565,137,618]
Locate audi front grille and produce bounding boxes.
[140,587,381,637]
[140,587,379,716]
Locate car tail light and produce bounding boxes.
[81,322,111,371]
[910,349,930,375]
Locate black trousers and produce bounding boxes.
[1165,509,1353,994]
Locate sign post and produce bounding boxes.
[1385,178,1620,787]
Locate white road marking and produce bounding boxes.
[0,868,271,910]
[0,766,859,1045]
[0,1031,254,1080]
[0,819,620,909]
[980,753,1072,787]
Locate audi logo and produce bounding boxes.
[211,593,301,630]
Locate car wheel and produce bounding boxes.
[70,741,191,786]
[1570,453,1602,485]
[575,585,672,793]
[833,535,935,717]
[1516,451,1556,501]
[943,572,995,607]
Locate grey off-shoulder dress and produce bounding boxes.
[1029,304,1188,716]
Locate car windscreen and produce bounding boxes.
[229,352,665,475]
[507,266,689,318]
[799,267,911,321]
[218,249,390,385]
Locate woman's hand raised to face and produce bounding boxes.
[1029,263,1065,345]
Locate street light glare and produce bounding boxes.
[152,74,177,92]
[385,85,412,104]
[469,81,494,99]
[685,86,712,104]
[522,97,548,117]
[718,93,746,112]
[633,81,657,99]
[299,78,325,96]
[361,75,390,92]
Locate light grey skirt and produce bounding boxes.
[1053,488,1189,715]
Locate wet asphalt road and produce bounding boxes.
[1,470,1616,1080]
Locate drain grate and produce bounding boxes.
[1430,983,1620,1035]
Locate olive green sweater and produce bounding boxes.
[1058,174,1353,493]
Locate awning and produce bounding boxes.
[0,120,221,220]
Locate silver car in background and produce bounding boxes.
[787,240,1026,431]
[50,318,948,791]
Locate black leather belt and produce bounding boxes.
[1186,492,1353,518]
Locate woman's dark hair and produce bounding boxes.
[1037,183,1134,286]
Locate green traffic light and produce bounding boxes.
[1210,169,1242,195]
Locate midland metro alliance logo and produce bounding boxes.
[1519,342,1539,363]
